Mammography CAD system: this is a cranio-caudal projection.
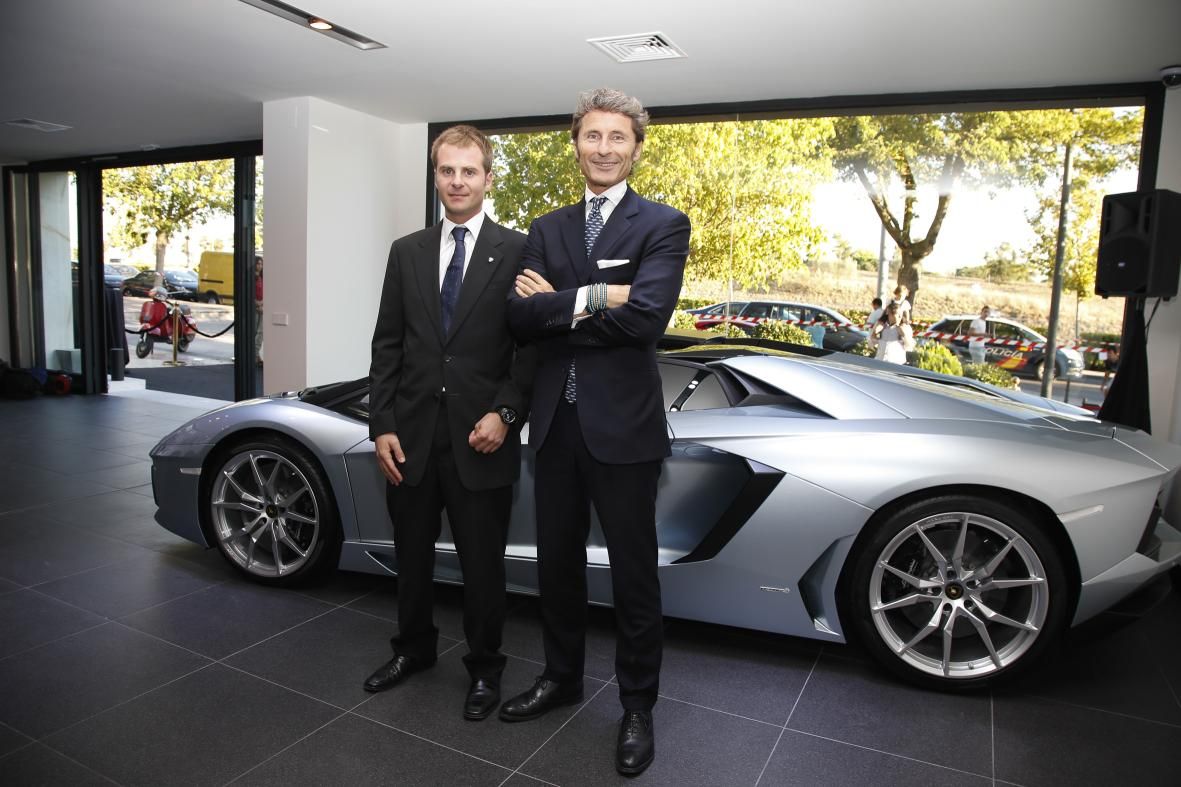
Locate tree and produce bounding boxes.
[492,117,834,290]
[103,160,235,276]
[1025,109,1143,301]
[831,107,1142,307]
[955,242,1034,283]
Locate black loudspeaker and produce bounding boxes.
[1095,189,1181,298]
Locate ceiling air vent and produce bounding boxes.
[588,32,686,63]
[4,118,72,133]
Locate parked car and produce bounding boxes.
[688,300,868,351]
[121,269,199,300]
[149,338,1181,690]
[103,264,126,288]
[925,314,1085,380]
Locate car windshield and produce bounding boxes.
[167,271,197,282]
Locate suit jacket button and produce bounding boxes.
[443,356,452,363]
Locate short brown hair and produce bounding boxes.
[430,125,493,173]
[571,88,649,143]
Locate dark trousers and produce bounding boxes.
[535,399,664,711]
[385,405,512,680]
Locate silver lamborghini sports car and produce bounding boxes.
[150,339,1181,690]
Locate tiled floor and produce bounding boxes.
[3,391,1181,786]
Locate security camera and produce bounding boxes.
[1162,65,1181,88]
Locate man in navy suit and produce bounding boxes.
[500,88,690,776]
[365,126,533,721]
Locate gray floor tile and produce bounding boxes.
[356,650,605,769]
[291,570,384,606]
[758,729,992,786]
[520,688,782,786]
[34,551,227,619]
[119,580,334,659]
[46,663,339,787]
[12,441,143,476]
[994,694,1181,786]
[0,577,22,594]
[0,722,33,758]
[0,622,209,738]
[226,606,431,710]
[657,621,819,724]
[0,519,151,586]
[68,460,153,491]
[0,472,115,513]
[0,590,105,659]
[498,597,621,681]
[0,743,114,786]
[232,712,509,786]
[787,652,992,775]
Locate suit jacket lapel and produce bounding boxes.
[562,202,593,284]
[413,224,446,345]
[589,187,637,263]
[445,219,505,342]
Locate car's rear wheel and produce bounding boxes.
[846,495,1069,690]
[206,435,340,585]
[205,291,220,304]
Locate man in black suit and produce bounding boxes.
[365,125,533,721]
[500,88,690,775]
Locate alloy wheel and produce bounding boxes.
[209,449,321,578]
[868,511,1049,680]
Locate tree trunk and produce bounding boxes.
[154,232,170,286]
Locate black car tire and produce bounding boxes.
[135,336,153,358]
[844,494,1070,690]
[203,434,341,586]
[123,287,133,297]
[205,291,220,305]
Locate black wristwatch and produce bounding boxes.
[497,406,518,426]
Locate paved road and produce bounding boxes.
[123,297,237,368]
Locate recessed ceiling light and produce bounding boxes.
[4,118,72,133]
[239,0,385,50]
[588,32,686,63]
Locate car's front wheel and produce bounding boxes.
[205,436,341,585]
[845,495,1070,690]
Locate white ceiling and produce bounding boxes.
[2,0,1179,164]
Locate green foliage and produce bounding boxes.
[962,362,1018,388]
[706,322,748,339]
[491,117,835,291]
[671,310,699,329]
[103,160,235,270]
[831,107,1143,308]
[676,296,716,310]
[847,340,875,357]
[752,320,814,346]
[911,341,963,376]
[955,242,1034,283]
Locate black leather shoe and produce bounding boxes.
[363,655,419,693]
[498,677,583,722]
[463,677,501,721]
[616,710,654,775]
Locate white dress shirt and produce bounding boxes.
[573,180,628,320]
[439,210,486,291]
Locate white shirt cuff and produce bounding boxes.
[572,285,590,326]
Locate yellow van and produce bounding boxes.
[197,251,234,304]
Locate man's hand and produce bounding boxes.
[469,412,508,454]
[374,432,405,485]
[605,284,630,308]
[515,269,554,299]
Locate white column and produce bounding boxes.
[1148,89,1181,445]
[261,97,427,392]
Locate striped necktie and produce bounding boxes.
[564,196,609,404]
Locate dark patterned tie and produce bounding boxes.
[564,197,609,403]
[440,225,465,335]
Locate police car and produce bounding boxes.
[924,314,1085,380]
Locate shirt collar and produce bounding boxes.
[442,210,486,243]
[584,180,628,210]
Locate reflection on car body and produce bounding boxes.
[688,300,868,351]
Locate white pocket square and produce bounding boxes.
[596,258,630,269]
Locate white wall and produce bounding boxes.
[262,97,426,392]
[1151,89,1181,444]
[39,172,77,371]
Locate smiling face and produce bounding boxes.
[434,142,492,223]
[574,110,642,194]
